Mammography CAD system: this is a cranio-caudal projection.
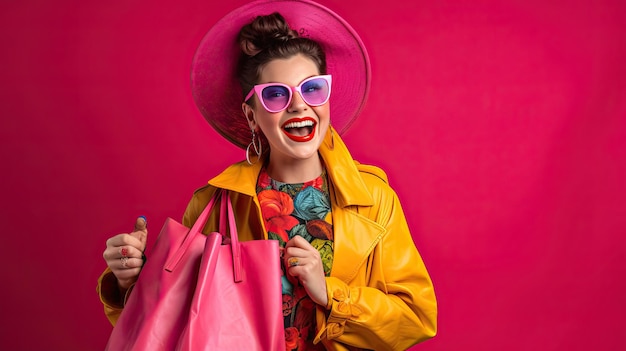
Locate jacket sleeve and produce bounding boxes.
[96,268,135,326]
[314,179,437,350]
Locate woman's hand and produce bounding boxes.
[284,235,328,306]
[102,216,148,291]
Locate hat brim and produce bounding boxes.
[191,0,371,149]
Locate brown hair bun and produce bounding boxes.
[238,12,299,57]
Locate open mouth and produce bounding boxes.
[282,117,317,142]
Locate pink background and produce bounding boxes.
[1,0,625,350]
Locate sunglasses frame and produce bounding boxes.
[245,74,332,113]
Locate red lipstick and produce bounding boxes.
[281,117,317,142]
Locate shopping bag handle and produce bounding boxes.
[164,189,224,272]
[219,191,243,283]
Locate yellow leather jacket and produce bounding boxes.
[98,127,437,350]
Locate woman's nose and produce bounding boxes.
[287,89,308,113]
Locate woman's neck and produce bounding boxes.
[265,153,323,184]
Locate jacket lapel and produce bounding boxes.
[321,127,385,283]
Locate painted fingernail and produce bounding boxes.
[137,215,147,229]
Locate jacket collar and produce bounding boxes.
[208,126,375,209]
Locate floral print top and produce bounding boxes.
[256,167,334,351]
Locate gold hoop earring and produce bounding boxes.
[246,129,262,165]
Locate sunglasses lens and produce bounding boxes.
[261,85,291,112]
[301,77,330,106]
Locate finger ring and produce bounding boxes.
[288,257,299,267]
[120,247,129,258]
[120,257,129,268]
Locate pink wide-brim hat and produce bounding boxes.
[191,0,371,149]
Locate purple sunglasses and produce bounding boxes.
[245,75,332,113]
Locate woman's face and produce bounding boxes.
[244,54,330,167]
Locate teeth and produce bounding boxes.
[284,120,314,129]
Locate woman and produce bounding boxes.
[99,1,437,350]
